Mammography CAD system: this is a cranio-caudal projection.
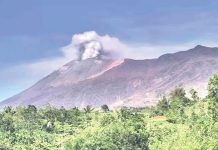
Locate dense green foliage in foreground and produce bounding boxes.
[0,76,218,150]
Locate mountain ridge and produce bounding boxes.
[1,45,218,109]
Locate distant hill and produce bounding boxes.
[1,45,218,109]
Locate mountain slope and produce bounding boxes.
[1,45,218,109]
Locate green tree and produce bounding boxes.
[190,89,199,102]
[155,96,169,115]
[84,105,94,113]
[207,75,218,121]
[101,104,110,112]
[166,87,190,123]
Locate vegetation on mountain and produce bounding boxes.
[0,75,218,149]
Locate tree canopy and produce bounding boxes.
[0,75,217,149]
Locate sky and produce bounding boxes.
[0,0,218,101]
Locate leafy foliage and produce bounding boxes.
[208,75,218,121]
[0,75,218,149]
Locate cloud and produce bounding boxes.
[1,31,218,100]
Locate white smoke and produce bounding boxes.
[73,31,102,60]
[81,41,102,60]
[62,31,121,61]
[64,31,204,61]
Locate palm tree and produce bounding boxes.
[84,105,94,113]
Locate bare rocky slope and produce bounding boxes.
[1,45,218,109]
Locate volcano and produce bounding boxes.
[1,45,218,109]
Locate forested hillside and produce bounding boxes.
[0,75,218,150]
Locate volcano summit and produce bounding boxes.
[1,45,218,109]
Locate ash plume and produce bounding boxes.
[62,31,123,61]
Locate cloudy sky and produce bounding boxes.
[1,0,218,101]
